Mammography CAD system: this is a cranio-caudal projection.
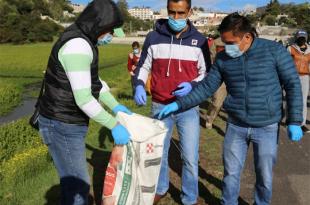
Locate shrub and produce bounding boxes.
[0,117,42,163]
[0,146,50,185]
[0,82,21,116]
[263,15,277,26]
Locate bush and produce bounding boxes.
[0,117,42,163]
[0,145,50,185]
[0,0,65,44]
[263,15,277,26]
[0,82,21,116]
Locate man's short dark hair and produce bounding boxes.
[167,0,191,9]
[218,12,257,38]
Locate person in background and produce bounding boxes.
[37,1,131,204]
[134,0,211,204]
[128,41,141,76]
[207,33,214,48]
[288,30,310,133]
[205,37,227,129]
[158,13,303,205]
[128,41,141,90]
[128,41,152,94]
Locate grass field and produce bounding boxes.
[0,43,225,205]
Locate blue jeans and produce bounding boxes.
[152,102,200,205]
[38,115,90,205]
[221,123,279,205]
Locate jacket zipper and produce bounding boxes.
[243,54,248,118]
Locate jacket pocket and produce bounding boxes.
[223,95,246,120]
[267,95,275,117]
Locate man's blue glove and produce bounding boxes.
[158,102,179,119]
[111,124,131,145]
[134,85,147,105]
[112,104,132,115]
[173,82,192,97]
[287,125,303,142]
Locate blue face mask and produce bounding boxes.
[133,48,140,54]
[97,33,113,46]
[225,36,245,58]
[225,44,243,58]
[168,16,187,32]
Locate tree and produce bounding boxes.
[0,0,68,43]
[265,0,281,16]
[281,2,310,34]
[116,0,130,21]
[246,13,260,25]
[115,0,154,34]
[263,15,277,26]
[198,7,205,12]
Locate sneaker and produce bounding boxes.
[153,193,167,205]
[301,125,310,133]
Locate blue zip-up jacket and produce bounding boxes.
[176,38,303,127]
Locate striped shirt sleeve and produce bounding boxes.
[98,78,119,110]
[58,38,117,129]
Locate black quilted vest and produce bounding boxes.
[39,24,102,125]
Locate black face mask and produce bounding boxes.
[296,37,306,47]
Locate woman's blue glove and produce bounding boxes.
[134,85,147,105]
[158,102,179,119]
[287,125,303,142]
[112,104,132,115]
[111,124,131,145]
[173,82,192,97]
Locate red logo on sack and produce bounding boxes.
[103,164,117,196]
[146,143,154,153]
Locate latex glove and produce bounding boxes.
[173,82,192,97]
[134,85,147,105]
[112,104,132,115]
[111,124,131,145]
[158,102,179,119]
[287,125,303,142]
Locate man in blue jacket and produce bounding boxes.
[134,0,211,204]
[158,13,303,205]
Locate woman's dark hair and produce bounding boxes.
[167,0,191,9]
[218,12,258,38]
[132,41,140,48]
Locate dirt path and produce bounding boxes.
[240,102,310,205]
[239,127,310,205]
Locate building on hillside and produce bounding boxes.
[190,11,228,27]
[70,3,86,13]
[128,7,154,20]
[276,14,289,20]
[159,8,168,18]
[63,10,75,18]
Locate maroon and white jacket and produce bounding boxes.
[134,19,211,104]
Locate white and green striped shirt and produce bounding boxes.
[58,38,119,129]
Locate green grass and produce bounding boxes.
[0,43,133,116]
[0,42,225,205]
[0,118,42,162]
[0,163,59,204]
[0,42,153,205]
